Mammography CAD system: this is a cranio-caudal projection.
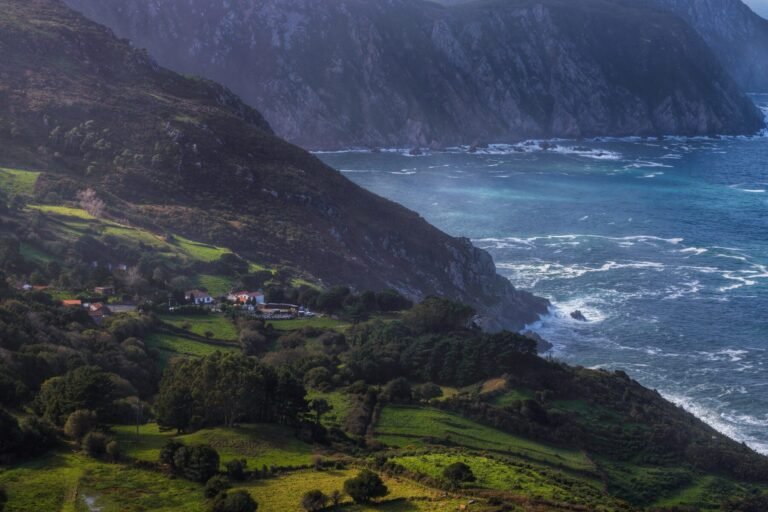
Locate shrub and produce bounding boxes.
[105,440,121,461]
[0,486,7,512]
[204,475,231,499]
[64,409,98,439]
[210,490,258,512]
[82,432,108,458]
[225,459,247,481]
[343,470,388,503]
[443,462,476,486]
[301,489,328,511]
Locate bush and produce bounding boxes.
[204,475,231,499]
[443,462,476,486]
[381,378,412,403]
[225,459,248,481]
[82,432,108,458]
[161,441,221,483]
[0,486,7,512]
[301,489,328,511]
[64,409,98,439]
[343,470,388,503]
[106,440,121,461]
[211,490,258,512]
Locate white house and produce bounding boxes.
[228,290,265,305]
[185,289,214,305]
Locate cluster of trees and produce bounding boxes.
[154,352,308,432]
[343,298,537,386]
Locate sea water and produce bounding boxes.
[318,94,768,453]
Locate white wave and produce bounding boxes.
[664,392,768,455]
[475,233,685,247]
[639,172,664,179]
[339,169,374,173]
[624,161,673,170]
[679,247,708,256]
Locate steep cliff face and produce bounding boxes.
[640,0,768,92]
[63,0,764,150]
[0,0,549,330]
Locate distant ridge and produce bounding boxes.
[63,0,764,150]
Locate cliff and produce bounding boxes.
[63,0,765,149]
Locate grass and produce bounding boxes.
[191,274,232,296]
[29,204,95,220]
[393,453,614,508]
[491,388,534,407]
[112,423,315,469]
[145,333,237,362]
[306,391,352,429]
[268,317,350,332]
[173,235,231,262]
[0,167,40,196]
[375,406,592,472]
[235,469,468,512]
[19,242,56,264]
[160,314,239,341]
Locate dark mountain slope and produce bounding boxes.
[63,0,764,149]
[640,0,768,92]
[0,0,548,330]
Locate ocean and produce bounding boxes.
[317,95,768,453]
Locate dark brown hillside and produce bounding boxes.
[0,0,548,330]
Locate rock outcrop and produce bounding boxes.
[63,0,765,149]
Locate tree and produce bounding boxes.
[381,378,412,404]
[301,490,328,511]
[343,470,388,504]
[211,490,258,512]
[330,490,343,508]
[36,367,116,425]
[402,297,475,334]
[0,486,7,512]
[106,440,121,461]
[173,445,220,483]
[0,409,22,456]
[204,475,231,499]
[64,409,98,439]
[225,459,248,481]
[309,398,332,425]
[413,383,443,402]
[77,188,106,218]
[443,462,476,486]
[82,432,108,458]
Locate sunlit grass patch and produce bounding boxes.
[0,167,40,196]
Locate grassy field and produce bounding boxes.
[160,314,239,341]
[235,469,470,512]
[0,451,204,512]
[112,423,316,470]
[393,453,613,508]
[145,333,237,365]
[491,388,534,407]
[173,235,231,262]
[306,391,352,429]
[0,167,40,196]
[268,317,350,332]
[191,274,232,296]
[375,406,592,472]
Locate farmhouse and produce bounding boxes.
[228,290,265,305]
[185,289,214,305]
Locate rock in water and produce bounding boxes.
[571,310,588,322]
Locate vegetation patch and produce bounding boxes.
[160,314,239,341]
[112,423,315,470]
[0,167,40,196]
[375,406,592,472]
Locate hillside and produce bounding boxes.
[1,288,768,511]
[639,0,768,92]
[0,0,548,331]
[62,0,765,149]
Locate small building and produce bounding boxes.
[185,289,214,305]
[228,290,266,305]
[94,286,115,296]
[62,299,82,308]
[88,303,112,325]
